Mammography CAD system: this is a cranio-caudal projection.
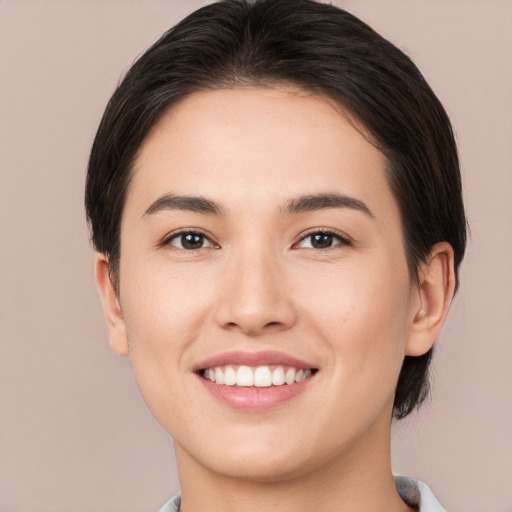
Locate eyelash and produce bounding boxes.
[161,228,352,251]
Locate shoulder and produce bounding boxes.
[158,492,181,512]
[159,479,445,512]
[394,476,446,512]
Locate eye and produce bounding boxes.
[165,231,216,250]
[295,230,351,250]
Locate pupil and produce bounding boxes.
[182,233,203,249]
[312,233,333,249]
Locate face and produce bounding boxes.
[106,87,425,482]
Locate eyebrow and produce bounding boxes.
[284,193,374,218]
[143,194,225,217]
[142,192,373,219]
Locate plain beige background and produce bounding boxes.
[0,1,511,511]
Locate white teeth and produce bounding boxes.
[215,367,224,385]
[272,366,285,386]
[224,365,237,386]
[203,365,314,387]
[236,365,254,387]
[285,368,296,385]
[254,366,272,387]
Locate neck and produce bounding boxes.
[175,413,414,512]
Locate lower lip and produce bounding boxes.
[197,375,314,412]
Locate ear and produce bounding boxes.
[94,253,129,356]
[405,242,456,357]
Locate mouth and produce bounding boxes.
[200,364,317,387]
[194,351,318,410]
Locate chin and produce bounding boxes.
[202,451,314,483]
[172,429,313,482]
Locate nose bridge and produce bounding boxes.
[214,239,297,335]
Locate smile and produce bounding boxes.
[195,351,318,411]
[202,365,315,387]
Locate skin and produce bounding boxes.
[96,87,455,512]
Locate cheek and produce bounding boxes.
[119,259,214,364]
[303,273,412,440]
[117,265,211,421]
[302,255,412,382]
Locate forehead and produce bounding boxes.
[127,87,398,222]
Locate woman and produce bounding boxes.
[86,0,466,510]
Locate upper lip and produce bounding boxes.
[194,350,317,372]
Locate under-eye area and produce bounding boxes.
[199,365,319,387]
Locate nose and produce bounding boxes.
[213,248,298,337]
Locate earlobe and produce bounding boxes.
[94,254,129,356]
[405,242,456,357]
